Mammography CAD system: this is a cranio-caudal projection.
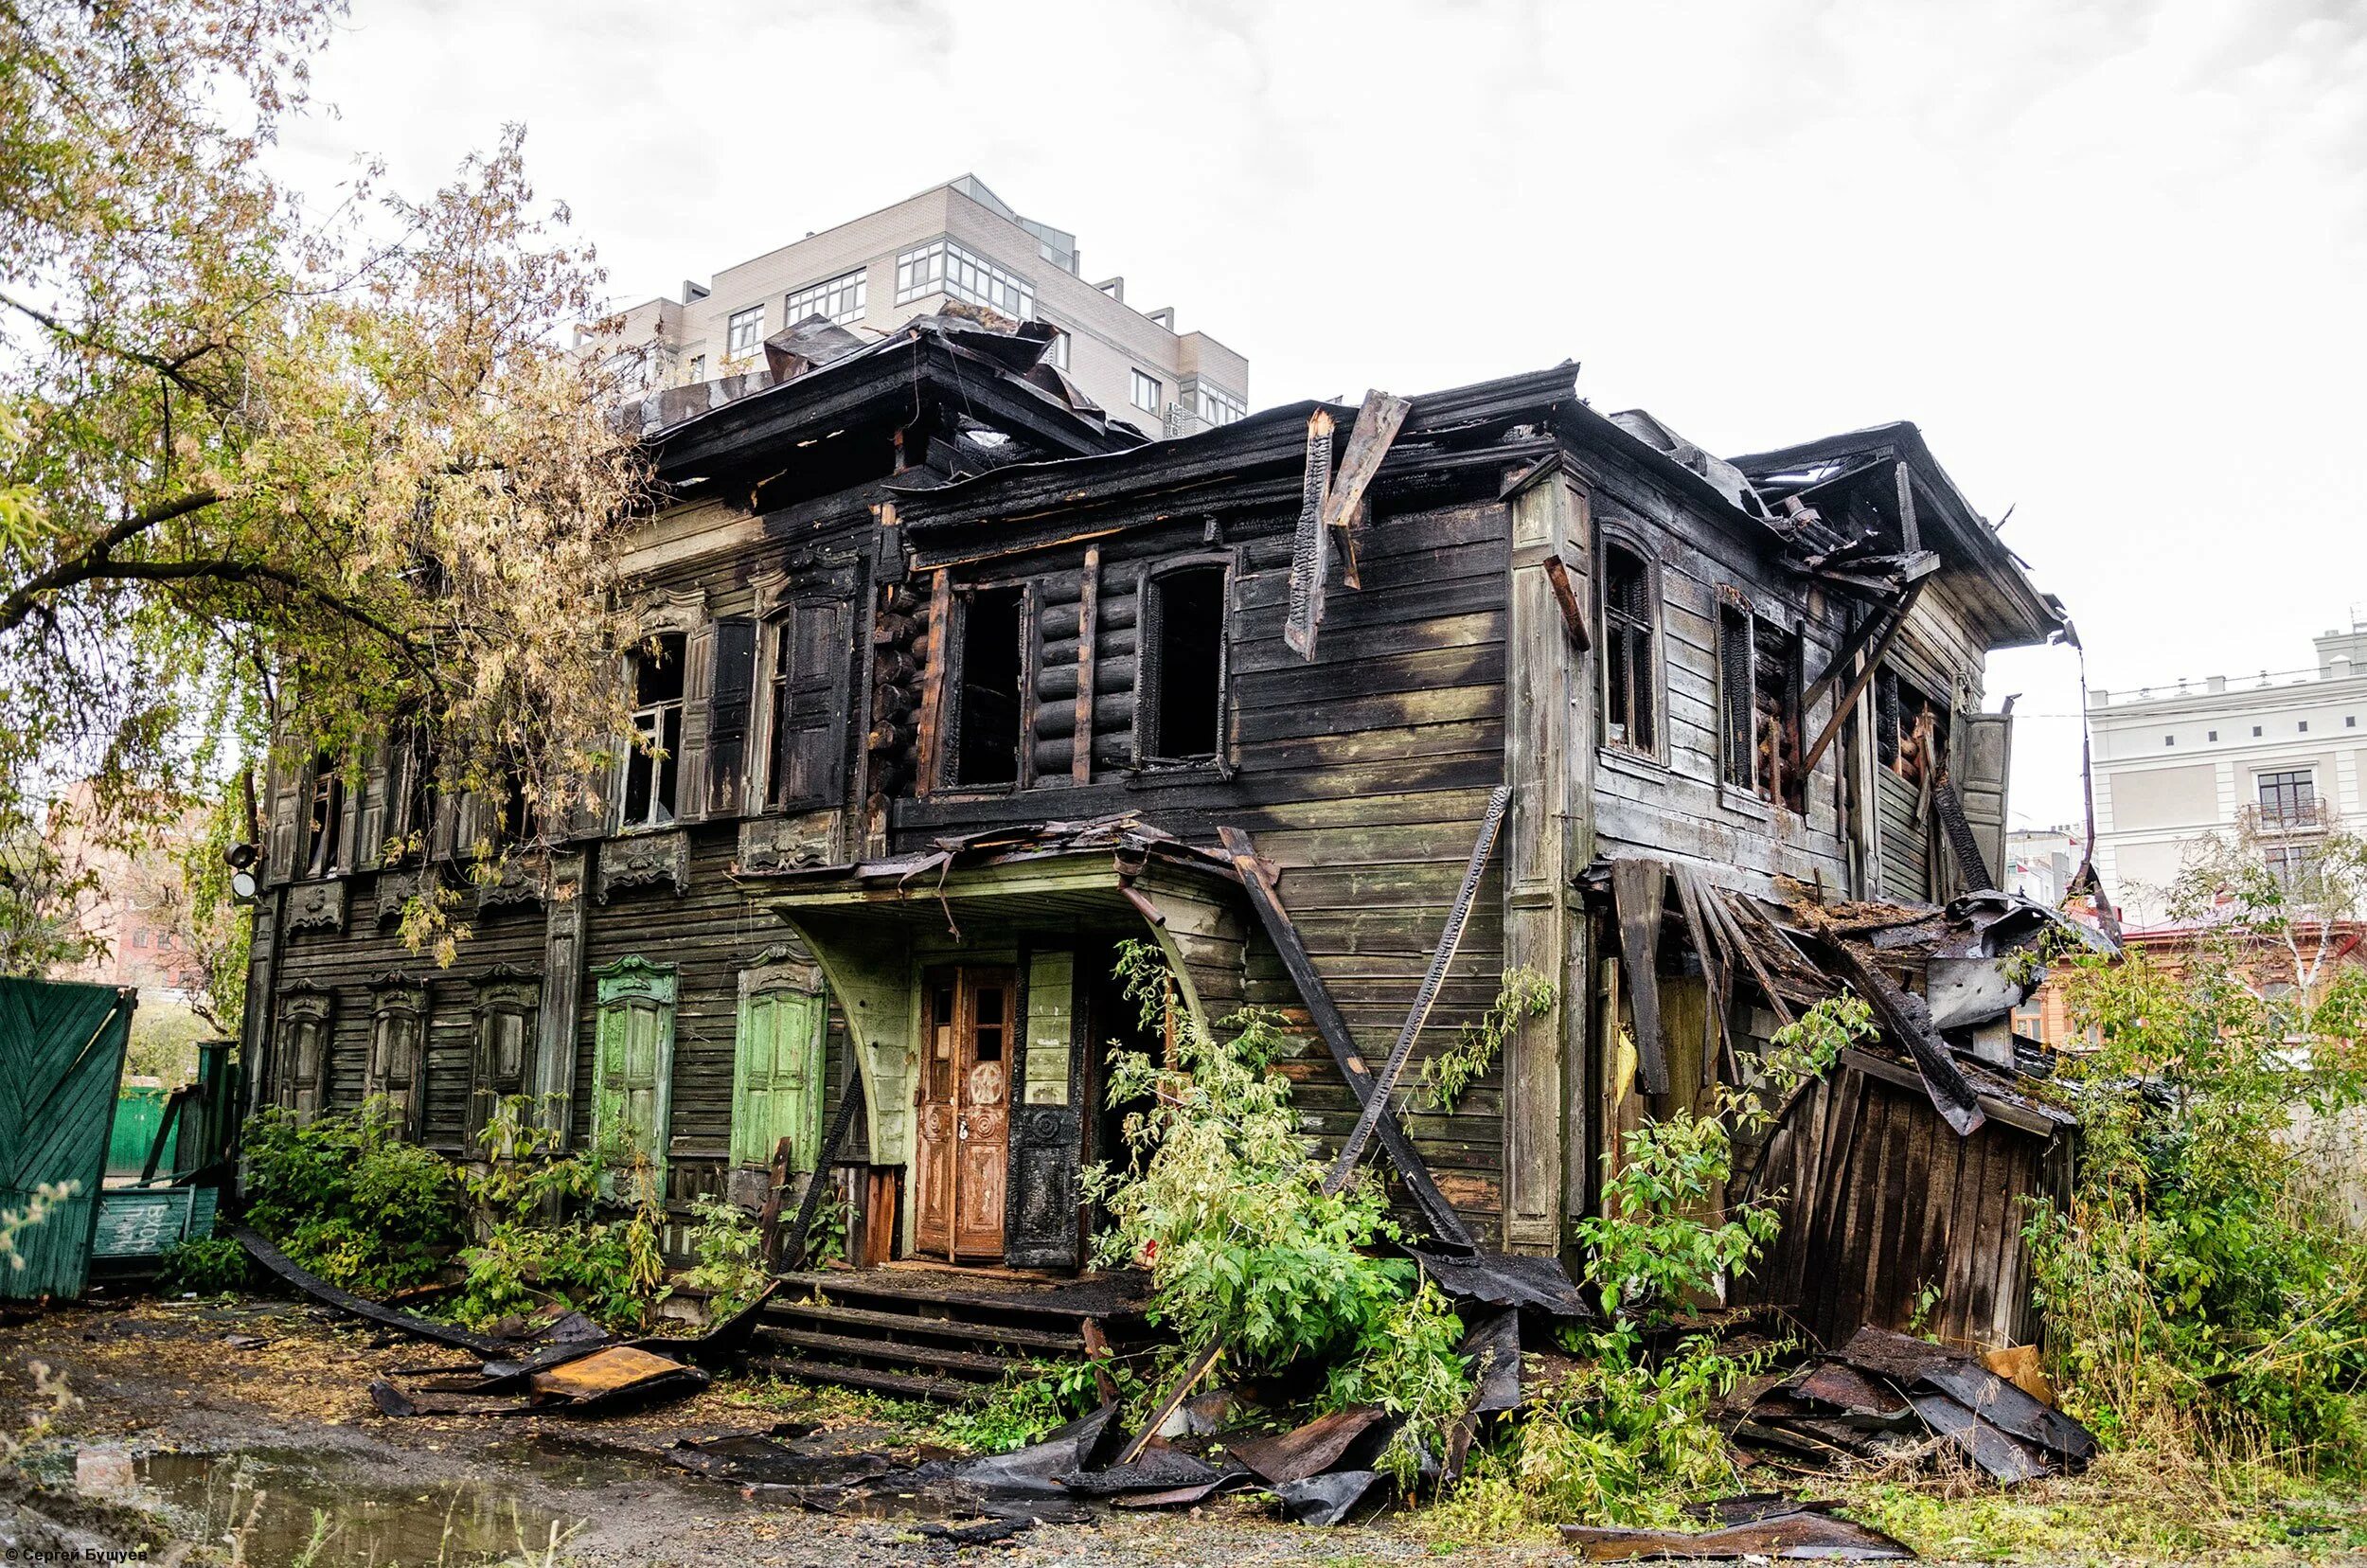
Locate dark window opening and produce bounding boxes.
[493,753,536,848]
[622,632,685,829]
[1875,668,1949,786]
[1716,607,1805,811]
[1142,566,1226,761]
[303,754,344,879]
[1753,620,1805,812]
[952,586,1025,787]
[1602,543,1655,751]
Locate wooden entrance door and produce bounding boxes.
[914,967,1014,1261]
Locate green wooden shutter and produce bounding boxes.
[731,982,823,1174]
[591,958,676,1175]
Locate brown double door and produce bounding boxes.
[914,967,1012,1261]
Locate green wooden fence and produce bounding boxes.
[1,977,135,1301]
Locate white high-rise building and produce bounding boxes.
[585,175,1248,439]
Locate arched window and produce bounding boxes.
[1601,543,1656,752]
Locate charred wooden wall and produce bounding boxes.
[899,490,1515,1240]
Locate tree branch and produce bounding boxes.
[0,490,222,633]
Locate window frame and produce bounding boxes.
[301,754,346,880]
[894,239,1034,320]
[275,985,333,1122]
[1714,591,1807,813]
[784,267,867,328]
[2257,768,2317,826]
[1130,369,1163,414]
[466,968,541,1149]
[940,579,1037,793]
[365,976,429,1138]
[1596,533,1663,760]
[1132,555,1235,769]
[1195,383,1246,426]
[725,304,765,361]
[618,631,687,832]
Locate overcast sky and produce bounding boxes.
[272,0,2367,829]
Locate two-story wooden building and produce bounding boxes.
[240,310,2069,1349]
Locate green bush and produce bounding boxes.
[157,1234,249,1294]
[1079,942,1472,1472]
[241,1100,467,1294]
[444,1102,669,1331]
[2031,944,2367,1469]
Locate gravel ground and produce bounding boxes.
[0,1294,1561,1567]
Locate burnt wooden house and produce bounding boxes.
[240,310,2076,1364]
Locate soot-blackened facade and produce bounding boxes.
[241,312,2068,1314]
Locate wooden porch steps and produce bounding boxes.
[754,1267,1150,1404]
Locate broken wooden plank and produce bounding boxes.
[1669,865,1735,1095]
[1282,409,1335,659]
[783,1071,867,1271]
[1797,579,1928,778]
[1895,460,1920,554]
[1324,784,1512,1187]
[1611,858,1670,1096]
[1541,555,1593,651]
[1216,825,1477,1253]
[1562,1511,1914,1561]
[1320,390,1411,592]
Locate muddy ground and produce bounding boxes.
[0,1294,1559,1567]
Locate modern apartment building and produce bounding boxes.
[590,175,1249,437]
[2089,621,2367,926]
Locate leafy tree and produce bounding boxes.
[2,0,652,965]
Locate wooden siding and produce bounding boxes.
[1735,1060,2068,1353]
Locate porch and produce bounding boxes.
[759,816,1248,1275]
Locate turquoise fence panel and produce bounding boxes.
[106,1085,178,1178]
[1,977,136,1300]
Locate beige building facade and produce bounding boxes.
[590,175,1248,437]
[2089,622,2367,927]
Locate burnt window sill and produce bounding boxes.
[1124,757,1234,787]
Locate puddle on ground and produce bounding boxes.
[132,1446,587,1565]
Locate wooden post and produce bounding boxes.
[1501,464,1592,1254]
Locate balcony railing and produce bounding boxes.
[2239,798,2337,834]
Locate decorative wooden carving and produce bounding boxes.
[474,855,548,913]
[285,879,347,934]
[736,815,832,877]
[596,829,689,903]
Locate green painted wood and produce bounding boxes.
[592,956,677,1176]
[731,988,824,1171]
[1,977,135,1300]
[105,1085,177,1178]
[92,1187,194,1259]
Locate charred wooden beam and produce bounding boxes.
[1072,544,1099,784]
[1797,579,1927,779]
[1215,825,1477,1253]
[1809,928,1985,1137]
[1282,409,1335,660]
[1324,785,1511,1188]
[1541,555,1593,652]
[1319,390,1411,591]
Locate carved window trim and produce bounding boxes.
[1597,530,1663,761]
[1131,552,1236,770]
[365,973,430,1135]
[467,965,542,1147]
[276,984,334,1121]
